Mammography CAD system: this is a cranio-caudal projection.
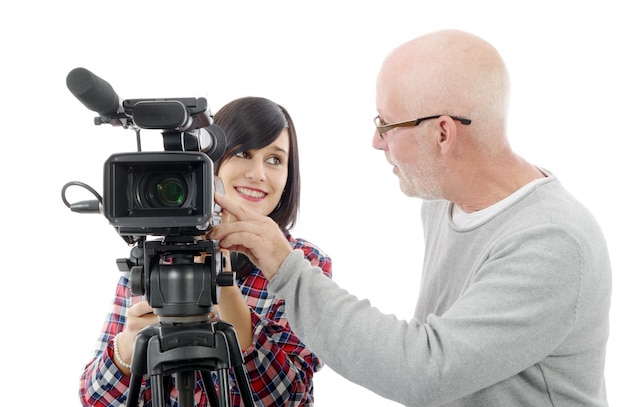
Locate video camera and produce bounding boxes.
[61,65,236,315]
[62,68,255,407]
[63,67,227,242]
[61,65,238,319]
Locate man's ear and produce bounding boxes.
[437,116,458,155]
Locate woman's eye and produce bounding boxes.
[235,151,250,159]
[267,156,281,165]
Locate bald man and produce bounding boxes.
[211,30,611,406]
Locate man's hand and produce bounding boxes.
[209,192,292,280]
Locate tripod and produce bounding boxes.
[121,238,255,407]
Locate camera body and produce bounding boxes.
[104,151,215,237]
[101,96,226,239]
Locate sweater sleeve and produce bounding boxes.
[268,224,588,407]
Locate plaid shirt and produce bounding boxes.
[79,233,332,407]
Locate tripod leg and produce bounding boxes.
[127,373,143,407]
[232,365,255,407]
[200,371,220,407]
[215,321,255,407]
[127,326,158,407]
[175,371,196,407]
[151,372,167,407]
[216,369,230,407]
[201,363,249,407]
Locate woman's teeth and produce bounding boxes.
[236,187,266,199]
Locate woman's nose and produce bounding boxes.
[244,159,266,181]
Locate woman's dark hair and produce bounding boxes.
[212,96,300,231]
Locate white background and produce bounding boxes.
[1,1,624,405]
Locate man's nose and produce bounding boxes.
[372,130,386,150]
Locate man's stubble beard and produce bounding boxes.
[396,144,443,200]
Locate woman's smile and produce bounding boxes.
[235,186,268,202]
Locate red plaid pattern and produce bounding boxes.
[79,233,332,406]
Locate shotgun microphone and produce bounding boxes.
[66,67,122,118]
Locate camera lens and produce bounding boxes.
[105,152,212,229]
[145,175,187,208]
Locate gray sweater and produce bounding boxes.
[268,176,611,406]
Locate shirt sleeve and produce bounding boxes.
[78,275,193,406]
[230,238,333,406]
[78,275,135,406]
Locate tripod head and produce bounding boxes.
[119,235,256,407]
[118,235,236,322]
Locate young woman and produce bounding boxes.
[79,96,333,406]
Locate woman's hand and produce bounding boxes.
[115,300,158,375]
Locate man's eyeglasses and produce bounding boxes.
[374,114,472,137]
